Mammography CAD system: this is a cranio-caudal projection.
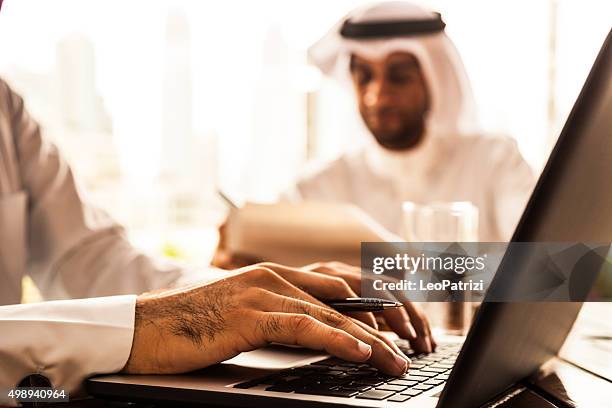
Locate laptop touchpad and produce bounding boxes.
[222,345,328,370]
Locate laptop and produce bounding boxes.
[86,29,612,408]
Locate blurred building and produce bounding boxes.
[161,9,194,181]
[160,9,220,226]
[53,34,120,193]
[56,34,112,132]
[247,24,307,201]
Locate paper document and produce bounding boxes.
[226,201,401,267]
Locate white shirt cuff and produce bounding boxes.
[0,295,136,403]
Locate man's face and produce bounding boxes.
[350,51,429,150]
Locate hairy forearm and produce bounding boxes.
[122,280,236,374]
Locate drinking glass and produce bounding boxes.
[402,201,479,335]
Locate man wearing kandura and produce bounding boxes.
[283,1,536,241]
[0,77,437,404]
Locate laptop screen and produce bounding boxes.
[439,29,612,408]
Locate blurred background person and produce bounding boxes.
[213,1,536,269]
[281,1,535,242]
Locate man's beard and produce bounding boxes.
[370,118,426,151]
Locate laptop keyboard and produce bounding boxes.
[234,341,460,402]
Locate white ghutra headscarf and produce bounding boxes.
[309,1,480,139]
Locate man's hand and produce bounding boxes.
[303,262,437,353]
[123,265,410,376]
[211,221,261,269]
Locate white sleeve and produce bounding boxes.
[4,78,184,299]
[0,295,136,405]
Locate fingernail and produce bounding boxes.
[394,354,408,373]
[357,341,372,358]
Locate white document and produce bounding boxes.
[225,201,402,267]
